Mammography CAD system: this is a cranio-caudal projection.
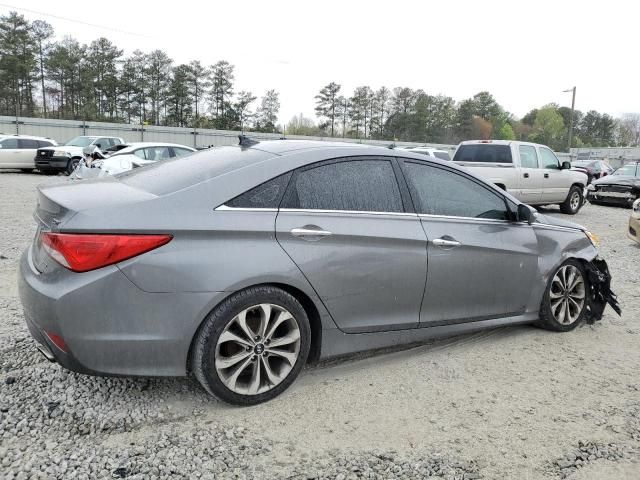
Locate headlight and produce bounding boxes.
[584,230,600,248]
[53,150,71,157]
[587,184,595,191]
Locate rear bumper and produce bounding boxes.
[18,247,226,377]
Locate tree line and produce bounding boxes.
[0,11,280,132]
[2,10,639,149]
[312,83,640,150]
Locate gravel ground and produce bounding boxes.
[1,171,639,479]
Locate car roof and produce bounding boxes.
[117,142,195,149]
[0,134,54,141]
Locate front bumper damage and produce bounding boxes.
[584,258,621,324]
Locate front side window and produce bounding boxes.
[173,147,194,158]
[403,161,509,220]
[613,163,639,176]
[19,139,39,149]
[65,137,95,147]
[433,151,451,161]
[539,148,560,169]
[284,159,404,213]
[143,146,171,161]
[37,140,54,148]
[519,145,539,169]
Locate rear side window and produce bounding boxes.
[284,159,404,213]
[403,161,509,220]
[453,144,512,163]
[0,138,18,148]
[227,172,292,209]
[19,139,39,149]
[173,147,194,158]
[519,145,539,168]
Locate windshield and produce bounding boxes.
[65,136,96,147]
[572,160,595,167]
[612,164,638,176]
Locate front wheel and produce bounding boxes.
[559,186,583,214]
[66,158,80,175]
[537,260,589,332]
[191,286,311,405]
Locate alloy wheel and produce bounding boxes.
[570,191,581,211]
[550,265,585,325]
[214,304,301,395]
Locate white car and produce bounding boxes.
[36,136,125,175]
[72,142,196,178]
[403,147,452,161]
[0,135,57,171]
[452,140,589,214]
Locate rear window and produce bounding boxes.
[118,146,271,195]
[453,144,512,163]
[433,151,451,161]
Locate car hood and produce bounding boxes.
[39,145,84,154]
[592,175,640,187]
[535,212,584,231]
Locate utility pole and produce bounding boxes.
[563,86,576,153]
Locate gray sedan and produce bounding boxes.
[18,139,620,405]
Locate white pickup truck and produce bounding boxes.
[452,140,588,214]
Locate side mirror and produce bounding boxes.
[95,143,101,149]
[517,204,538,225]
[562,161,571,170]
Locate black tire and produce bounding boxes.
[559,185,583,214]
[191,286,311,405]
[537,259,589,332]
[66,158,80,175]
[40,169,58,176]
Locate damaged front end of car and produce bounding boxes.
[584,258,621,324]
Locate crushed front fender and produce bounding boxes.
[584,258,621,324]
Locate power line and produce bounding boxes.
[0,3,154,39]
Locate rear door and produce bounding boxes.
[517,144,543,204]
[399,159,538,325]
[275,157,428,333]
[0,137,21,167]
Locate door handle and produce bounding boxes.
[291,227,332,239]
[432,237,461,248]
[523,172,529,178]
[544,173,549,178]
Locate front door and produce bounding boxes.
[399,159,539,325]
[539,147,572,203]
[517,144,543,204]
[275,157,428,333]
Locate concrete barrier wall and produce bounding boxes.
[0,116,456,153]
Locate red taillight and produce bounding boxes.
[40,233,172,272]
[45,331,68,352]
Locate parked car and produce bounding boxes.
[571,159,614,183]
[452,140,589,214]
[0,135,57,171]
[629,199,640,244]
[403,147,451,161]
[18,139,620,405]
[35,136,125,175]
[72,142,196,178]
[586,162,640,207]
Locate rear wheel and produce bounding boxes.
[191,286,310,405]
[560,186,583,214]
[537,260,588,332]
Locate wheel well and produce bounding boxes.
[186,283,323,374]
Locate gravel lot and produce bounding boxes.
[1,171,639,479]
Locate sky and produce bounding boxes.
[2,0,638,124]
